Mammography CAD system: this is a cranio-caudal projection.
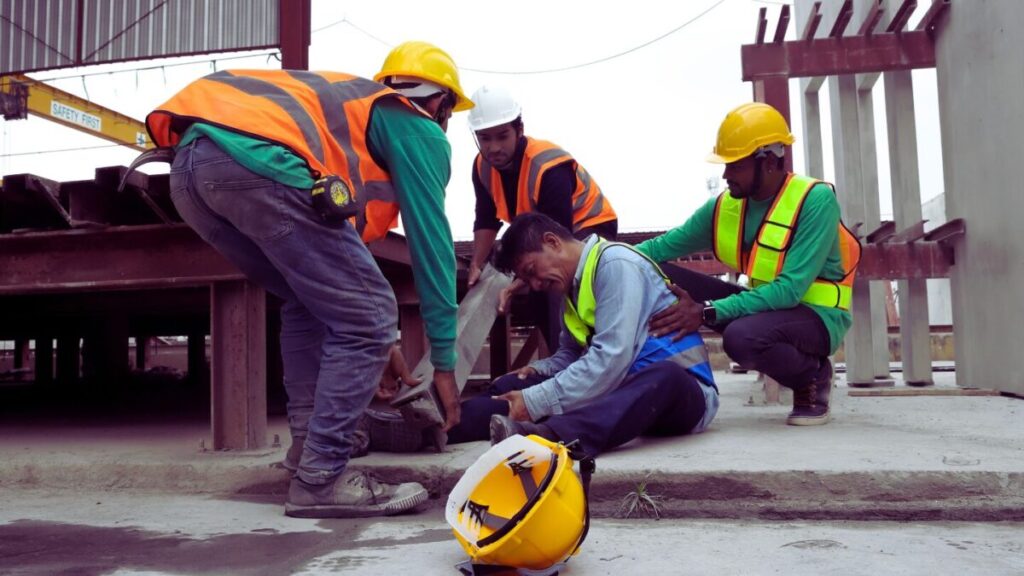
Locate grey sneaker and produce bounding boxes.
[787,361,833,426]
[284,469,428,518]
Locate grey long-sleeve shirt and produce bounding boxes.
[522,235,680,419]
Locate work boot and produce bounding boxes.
[488,414,556,445]
[284,469,428,518]
[280,435,304,473]
[786,360,833,426]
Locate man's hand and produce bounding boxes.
[494,390,530,421]
[433,369,461,432]
[649,284,704,340]
[497,277,529,314]
[375,345,422,401]
[467,263,483,287]
[506,365,537,380]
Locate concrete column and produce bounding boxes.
[800,77,825,178]
[855,86,895,382]
[934,1,1024,396]
[884,69,934,386]
[829,74,876,385]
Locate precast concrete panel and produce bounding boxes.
[935,1,1024,396]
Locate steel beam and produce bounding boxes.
[741,30,937,80]
[211,280,267,451]
[857,242,954,280]
[801,2,823,41]
[829,0,854,38]
[0,224,245,294]
[756,7,768,44]
[773,5,791,43]
[886,0,918,33]
[858,0,885,36]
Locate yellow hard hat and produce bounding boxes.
[707,102,796,164]
[446,434,587,571]
[374,41,473,112]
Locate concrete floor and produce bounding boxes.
[1,369,1022,573]
[1,492,1022,575]
[2,370,1021,518]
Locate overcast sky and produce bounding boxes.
[0,0,944,240]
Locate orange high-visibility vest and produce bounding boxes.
[475,137,616,233]
[147,69,425,243]
[712,174,861,310]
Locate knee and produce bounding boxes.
[722,321,765,366]
[489,372,526,394]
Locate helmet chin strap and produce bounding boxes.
[751,152,765,199]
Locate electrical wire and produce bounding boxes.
[32,50,280,82]
[464,0,727,74]
[322,0,727,75]
[0,144,122,158]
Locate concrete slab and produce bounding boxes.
[1,493,1022,576]
[1,371,1022,520]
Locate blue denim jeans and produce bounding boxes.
[447,361,714,457]
[169,137,397,484]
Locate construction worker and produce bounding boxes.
[446,213,718,457]
[638,102,860,426]
[145,41,472,517]
[466,85,618,350]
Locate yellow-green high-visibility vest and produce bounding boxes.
[563,239,669,347]
[712,174,861,310]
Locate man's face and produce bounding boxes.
[475,122,520,170]
[513,236,572,295]
[722,154,759,199]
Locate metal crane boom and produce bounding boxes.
[0,74,153,151]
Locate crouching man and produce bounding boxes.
[446,212,719,457]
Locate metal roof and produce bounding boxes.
[1,0,279,75]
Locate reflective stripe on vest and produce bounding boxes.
[712,174,861,310]
[476,137,616,233]
[563,240,712,381]
[146,69,420,243]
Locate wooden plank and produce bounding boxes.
[848,388,1001,397]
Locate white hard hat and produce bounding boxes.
[467,85,522,131]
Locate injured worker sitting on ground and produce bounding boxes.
[445,212,719,457]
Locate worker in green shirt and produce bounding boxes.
[145,41,472,517]
[637,102,861,426]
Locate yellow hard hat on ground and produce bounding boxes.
[374,41,473,112]
[446,434,593,572]
[707,102,795,164]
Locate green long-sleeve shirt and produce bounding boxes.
[178,98,457,370]
[635,182,852,354]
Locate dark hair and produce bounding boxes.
[493,213,574,274]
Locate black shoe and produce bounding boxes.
[787,360,833,426]
[488,414,555,445]
[365,408,427,453]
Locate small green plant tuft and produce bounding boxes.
[618,474,663,519]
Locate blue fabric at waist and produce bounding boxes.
[630,332,716,391]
